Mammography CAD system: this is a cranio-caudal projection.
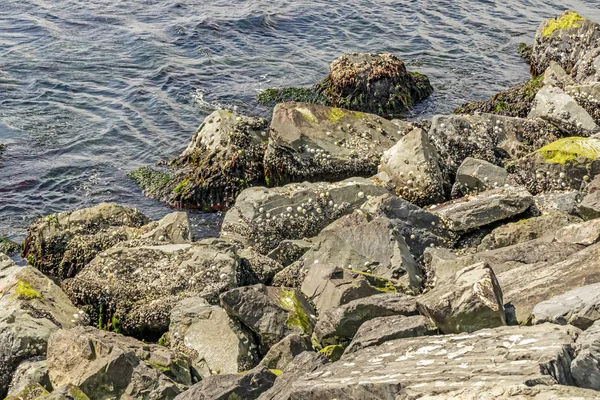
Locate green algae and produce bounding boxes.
[257,87,328,107]
[173,177,192,195]
[318,344,344,362]
[296,107,318,124]
[279,289,311,334]
[536,137,600,164]
[144,360,171,373]
[129,166,172,194]
[16,279,42,300]
[326,107,346,123]
[349,269,397,293]
[269,369,283,376]
[543,11,584,37]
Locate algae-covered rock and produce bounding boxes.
[263,102,400,186]
[220,176,392,254]
[6,360,50,399]
[220,284,316,356]
[63,239,245,341]
[21,203,150,280]
[258,53,432,118]
[530,10,600,77]
[0,236,20,256]
[131,110,269,210]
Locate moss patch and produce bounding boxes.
[536,137,600,164]
[280,290,311,334]
[129,166,172,194]
[318,344,344,361]
[296,107,318,124]
[543,11,584,37]
[349,269,397,293]
[145,360,171,374]
[269,369,283,376]
[326,107,346,123]
[16,279,42,300]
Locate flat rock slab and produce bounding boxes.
[572,320,600,390]
[452,157,508,197]
[285,324,580,399]
[555,218,600,245]
[532,282,600,330]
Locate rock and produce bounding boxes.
[532,283,600,330]
[285,324,580,398]
[131,110,269,210]
[272,263,306,289]
[417,262,506,334]
[140,212,192,244]
[174,366,276,400]
[220,176,392,254]
[451,157,508,197]
[238,248,285,285]
[312,293,419,347]
[530,10,600,77]
[5,384,50,400]
[566,83,600,126]
[453,76,545,118]
[258,335,313,371]
[168,297,258,377]
[36,384,89,400]
[0,259,83,398]
[6,360,50,398]
[220,284,316,356]
[63,239,245,341]
[263,102,399,186]
[0,236,20,256]
[344,315,437,354]
[431,186,533,232]
[416,385,600,399]
[572,320,600,390]
[478,212,581,251]
[429,113,560,176]
[579,190,600,220]
[543,61,576,89]
[21,203,150,280]
[360,194,456,260]
[528,86,598,135]
[533,190,582,214]
[294,209,422,289]
[257,352,329,400]
[378,128,448,205]
[555,218,600,245]
[267,239,312,267]
[510,137,600,194]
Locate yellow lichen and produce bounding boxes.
[16,279,42,300]
[326,107,346,123]
[280,290,311,333]
[318,344,344,361]
[296,107,318,124]
[542,11,584,37]
[536,137,600,164]
[269,369,283,376]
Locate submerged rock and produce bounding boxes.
[263,102,399,186]
[131,110,269,210]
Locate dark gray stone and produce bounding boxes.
[532,283,600,330]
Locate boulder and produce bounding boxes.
[572,320,600,390]
[0,258,83,398]
[220,284,316,356]
[532,283,600,330]
[47,326,193,399]
[555,218,600,245]
[510,136,600,194]
[285,324,580,398]
[417,262,506,334]
[566,83,600,126]
[258,334,313,371]
[533,190,582,214]
[530,10,600,77]
[174,367,276,400]
[451,157,508,197]
[131,110,269,210]
[528,86,598,135]
[21,203,150,279]
[238,248,285,285]
[543,61,576,89]
[220,176,391,254]
[63,239,245,341]
[139,212,192,244]
[415,385,600,399]
[312,293,419,347]
[263,102,399,186]
[0,236,20,256]
[478,212,581,251]
[344,315,437,354]
[5,384,50,400]
[6,360,50,399]
[168,297,258,377]
[579,190,600,220]
[431,186,533,232]
[266,239,312,267]
[378,128,448,205]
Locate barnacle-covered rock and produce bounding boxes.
[131,110,269,210]
[565,83,600,127]
[263,102,400,186]
[21,203,150,280]
[220,176,392,254]
[451,157,508,198]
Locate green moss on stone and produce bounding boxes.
[318,344,344,361]
[543,11,584,37]
[129,166,172,194]
[145,360,171,374]
[257,87,327,107]
[349,269,397,293]
[296,107,318,124]
[280,290,311,334]
[173,177,192,195]
[269,369,283,376]
[536,137,600,164]
[111,314,122,334]
[16,279,42,300]
[326,107,346,123]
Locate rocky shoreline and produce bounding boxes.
[4,9,600,400]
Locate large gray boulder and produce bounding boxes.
[533,190,582,214]
[555,218,600,245]
[572,320,600,390]
[168,297,258,377]
[344,315,437,354]
[6,360,50,399]
[431,186,533,232]
[63,239,245,341]
[378,128,448,206]
[220,176,392,254]
[417,262,505,334]
[0,257,83,398]
[263,102,399,186]
[131,109,269,210]
[47,326,193,400]
[543,61,576,89]
[21,203,150,279]
[220,284,316,356]
[528,85,598,135]
[312,293,419,347]
[451,157,508,197]
[284,324,580,398]
[532,283,600,330]
[139,212,192,244]
[258,334,313,371]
